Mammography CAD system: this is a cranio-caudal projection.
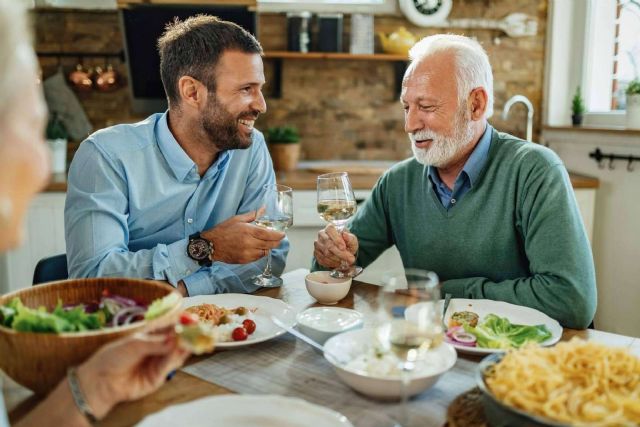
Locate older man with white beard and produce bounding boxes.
[312,34,596,329]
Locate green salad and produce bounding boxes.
[446,312,552,349]
[464,314,552,349]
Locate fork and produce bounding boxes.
[442,293,452,329]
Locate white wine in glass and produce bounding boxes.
[316,172,362,278]
[377,269,442,426]
[252,184,293,288]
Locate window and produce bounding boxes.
[583,0,640,114]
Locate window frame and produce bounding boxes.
[544,0,630,127]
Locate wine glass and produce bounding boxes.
[252,184,293,287]
[316,172,362,278]
[377,269,442,426]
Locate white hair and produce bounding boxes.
[0,0,32,122]
[408,34,494,118]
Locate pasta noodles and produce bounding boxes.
[485,339,640,426]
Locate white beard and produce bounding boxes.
[409,112,475,168]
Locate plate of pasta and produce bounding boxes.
[182,294,296,348]
[477,339,640,426]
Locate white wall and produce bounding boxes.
[544,131,640,337]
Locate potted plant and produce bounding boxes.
[266,126,301,172]
[626,78,640,129]
[571,86,585,126]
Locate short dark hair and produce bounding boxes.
[157,14,263,105]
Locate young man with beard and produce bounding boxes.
[65,16,287,296]
[312,34,596,329]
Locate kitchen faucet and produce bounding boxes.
[502,95,534,142]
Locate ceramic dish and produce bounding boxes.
[323,328,457,400]
[476,353,565,427]
[182,294,296,348]
[297,307,363,345]
[136,394,354,427]
[305,271,352,305]
[406,298,562,355]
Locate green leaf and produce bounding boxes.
[464,313,552,349]
[266,126,300,144]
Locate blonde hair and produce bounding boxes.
[0,0,32,121]
[409,34,494,118]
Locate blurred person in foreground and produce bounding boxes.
[313,34,596,329]
[65,15,287,296]
[0,1,189,426]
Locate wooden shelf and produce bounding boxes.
[263,51,408,62]
[117,0,256,7]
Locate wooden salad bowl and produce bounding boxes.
[0,278,182,394]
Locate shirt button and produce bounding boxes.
[450,198,456,204]
[187,218,193,224]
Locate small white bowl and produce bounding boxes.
[324,328,457,400]
[305,271,352,305]
[297,307,364,345]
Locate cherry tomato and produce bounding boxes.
[242,319,256,335]
[232,327,248,341]
[101,288,110,297]
[179,312,199,326]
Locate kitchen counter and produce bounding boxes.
[43,167,599,192]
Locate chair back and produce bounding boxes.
[33,254,68,285]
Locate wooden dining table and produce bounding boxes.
[6,269,640,427]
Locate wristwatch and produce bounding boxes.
[187,232,214,266]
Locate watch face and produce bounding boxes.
[188,239,210,261]
[415,0,443,15]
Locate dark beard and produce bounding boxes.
[201,95,256,151]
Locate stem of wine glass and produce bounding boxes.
[399,361,412,427]
[262,249,273,278]
[333,223,349,276]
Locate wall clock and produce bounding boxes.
[399,0,453,27]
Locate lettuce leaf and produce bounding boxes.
[1,297,103,333]
[464,314,552,349]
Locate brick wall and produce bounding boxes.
[33,0,547,163]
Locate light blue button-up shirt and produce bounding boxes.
[0,389,8,427]
[65,112,288,296]
[428,124,492,210]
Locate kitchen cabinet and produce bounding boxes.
[0,193,66,294]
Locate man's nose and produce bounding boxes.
[252,90,267,114]
[404,106,423,134]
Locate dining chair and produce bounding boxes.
[32,254,68,285]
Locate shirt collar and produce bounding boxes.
[155,111,232,183]
[155,111,197,182]
[462,123,492,187]
[427,123,492,188]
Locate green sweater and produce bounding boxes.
[314,130,597,329]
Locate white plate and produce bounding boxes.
[406,298,562,355]
[182,294,296,348]
[135,395,353,427]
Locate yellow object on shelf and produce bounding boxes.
[378,27,417,56]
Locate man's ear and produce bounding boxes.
[177,76,206,110]
[468,87,489,120]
